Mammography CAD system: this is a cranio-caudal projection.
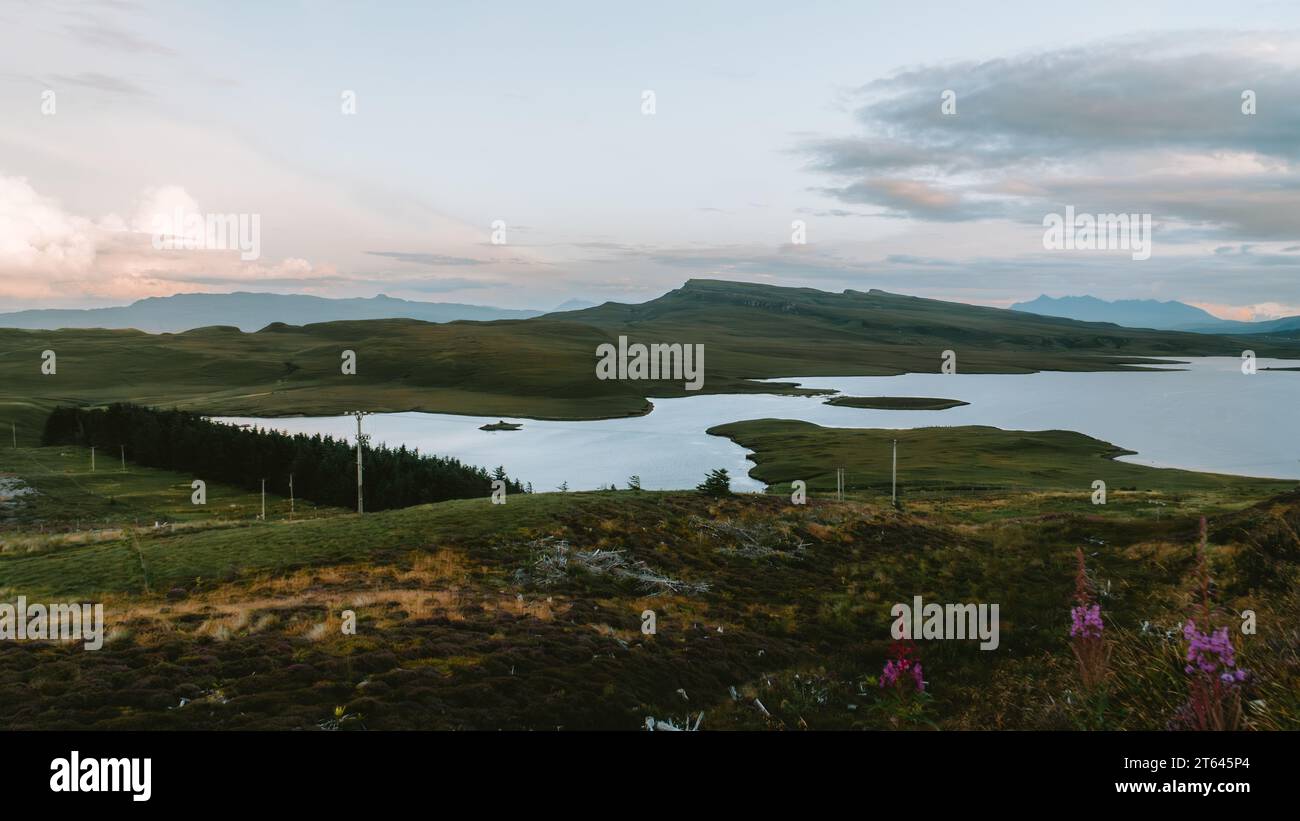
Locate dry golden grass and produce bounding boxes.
[92,546,570,645]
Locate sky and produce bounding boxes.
[2,0,1300,317]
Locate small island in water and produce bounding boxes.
[479,420,523,431]
[824,396,969,410]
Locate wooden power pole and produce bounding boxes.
[891,439,897,505]
[351,411,371,514]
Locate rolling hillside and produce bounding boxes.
[3,279,1297,444]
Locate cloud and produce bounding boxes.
[1189,300,1300,321]
[796,207,872,218]
[65,20,176,56]
[48,71,148,96]
[885,254,954,267]
[0,176,336,301]
[798,32,1300,237]
[0,176,97,279]
[129,184,200,234]
[816,178,998,221]
[381,277,497,293]
[365,251,486,267]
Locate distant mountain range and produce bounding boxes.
[9,287,1299,338]
[1011,294,1300,335]
[0,293,545,333]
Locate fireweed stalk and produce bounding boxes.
[1070,547,1111,691]
[867,640,933,729]
[880,640,925,695]
[1179,518,1247,731]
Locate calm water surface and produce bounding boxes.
[217,357,1300,492]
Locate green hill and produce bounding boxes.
[3,279,1295,443]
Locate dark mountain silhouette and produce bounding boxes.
[1011,294,1219,330]
[0,292,542,333]
[1011,293,1300,335]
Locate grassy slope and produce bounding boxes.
[0,444,335,530]
[8,422,1289,599]
[552,279,1300,375]
[1,465,1295,730]
[5,279,1296,443]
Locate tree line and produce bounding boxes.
[42,404,524,512]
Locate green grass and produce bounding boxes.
[1,441,1296,730]
[0,445,333,532]
[708,419,1297,500]
[1,481,1294,730]
[0,481,631,598]
[5,418,1293,599]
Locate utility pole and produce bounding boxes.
[120,444,125,472]
[351,411,371,515]
[90,446,96,473]
[891,439,898,506]
[260,478,266,520]
[289,473,295,519]
[1149,499,1166,521]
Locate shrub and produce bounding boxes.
[697,468,732,497]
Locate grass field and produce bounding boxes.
[1,437,1295,731]
[708,419,1296,502]
[0,444,335,533]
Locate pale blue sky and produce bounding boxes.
[3,0,1300,317]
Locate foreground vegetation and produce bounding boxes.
[1,437,1295,731]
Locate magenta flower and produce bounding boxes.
[1183,620,1248,683]
[883,641,925,691]
[880,658,925,693]
[1070,604,1104,639]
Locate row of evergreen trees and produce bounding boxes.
[41,404,523,512]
